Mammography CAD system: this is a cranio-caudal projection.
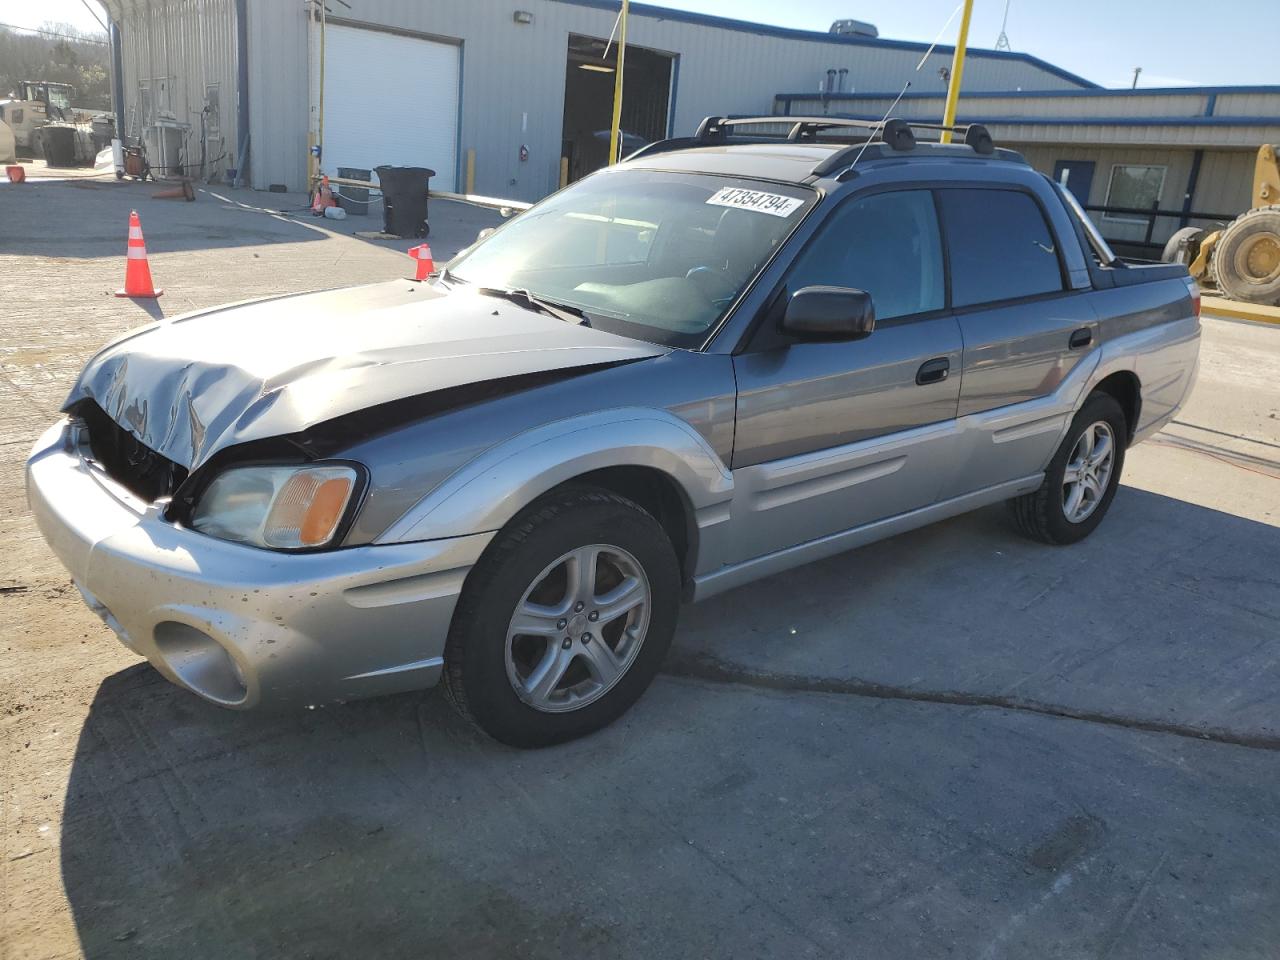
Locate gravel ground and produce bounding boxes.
[2,175,1279,960]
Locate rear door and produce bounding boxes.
[729,189,963,563]
[937,186,1099,491]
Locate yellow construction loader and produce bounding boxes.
[1163,144,1280,306]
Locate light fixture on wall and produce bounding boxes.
[513,10,533,24]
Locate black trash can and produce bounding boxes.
[336,166,371,216]
[375,165,434,238]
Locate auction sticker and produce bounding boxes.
[706,187,804,218]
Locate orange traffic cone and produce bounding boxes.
[407,243,434,281]
[115,210,162,298]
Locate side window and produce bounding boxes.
[1103,164,1166,224]
[939,188,1065,307]
[784,190,945,322]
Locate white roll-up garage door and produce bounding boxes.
[316,24,459,191]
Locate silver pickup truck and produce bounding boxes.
[27,117,1200,746]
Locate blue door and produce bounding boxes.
[1053,160,1096,204]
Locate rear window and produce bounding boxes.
[939,188,1065,308]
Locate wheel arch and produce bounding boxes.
[1091,370,1142,444]
[565,465,699,586]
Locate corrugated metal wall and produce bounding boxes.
[239,0,1093,197]
[1019,144,1256,245]
[112,0,240,182]
[246,0,308,191]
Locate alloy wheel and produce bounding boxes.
[504,544,651,713]
[1062,420,1115,524]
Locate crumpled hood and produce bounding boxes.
[64,280,667,469]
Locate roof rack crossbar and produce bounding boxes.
[629,117,998,169]
[688,115,996,167]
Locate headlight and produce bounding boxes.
[191,464,360,550]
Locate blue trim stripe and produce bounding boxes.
[776,84,1280,102]
[547,0,1100,89]
[823,112,1280,129]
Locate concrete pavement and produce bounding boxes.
[1,175,1278,959]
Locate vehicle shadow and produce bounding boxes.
[57,484,1280,957]
[672,483,1280,740]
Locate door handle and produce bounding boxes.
[1069,327,1093,349]
[916,357,950,385]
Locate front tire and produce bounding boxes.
[442,487,680,747]
[1010,392,1127,545]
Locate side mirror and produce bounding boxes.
[781,286,876,341]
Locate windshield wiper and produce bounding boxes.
[436,265,468,287]
[477,287,591,326]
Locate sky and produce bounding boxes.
[0,0,1274,89]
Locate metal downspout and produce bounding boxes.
[109,20,126,132]
[234,0,250,187]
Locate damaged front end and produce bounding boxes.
[61,280,668,474]
[73,399,189,504]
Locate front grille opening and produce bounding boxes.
[75,401,188,503]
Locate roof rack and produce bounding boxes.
[627,115,997,173]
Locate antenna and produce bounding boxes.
[994,0,1012,51]
[844,80,912,171]
[844,3,961,175]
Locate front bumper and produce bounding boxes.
[26,420,492,709]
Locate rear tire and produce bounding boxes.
[442,486,680,747]
[1210,205,1280,305]
[1161,226,1206,267]
[1010,392,1127,545]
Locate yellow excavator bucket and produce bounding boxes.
[1253,144,1279,209]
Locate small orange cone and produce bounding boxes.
[115,210,162,298]
[407,243,434,281]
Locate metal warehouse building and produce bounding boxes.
[98,0,1279,250]
[778,86,1280,254]
[97,0,1094,200]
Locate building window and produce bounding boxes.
[1103,164,1167,224]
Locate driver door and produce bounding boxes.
[729,189,963,563]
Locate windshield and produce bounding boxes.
[47,86,72,112]
[448,169,815,348]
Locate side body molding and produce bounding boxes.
[376,407,735,549]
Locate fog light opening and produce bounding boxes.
[153,621,250,706]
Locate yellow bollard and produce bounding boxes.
[940,0,974,144]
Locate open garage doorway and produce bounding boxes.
[562,34,673,184]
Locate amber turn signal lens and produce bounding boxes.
[262,467,357,549]
[300,477,354,545]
